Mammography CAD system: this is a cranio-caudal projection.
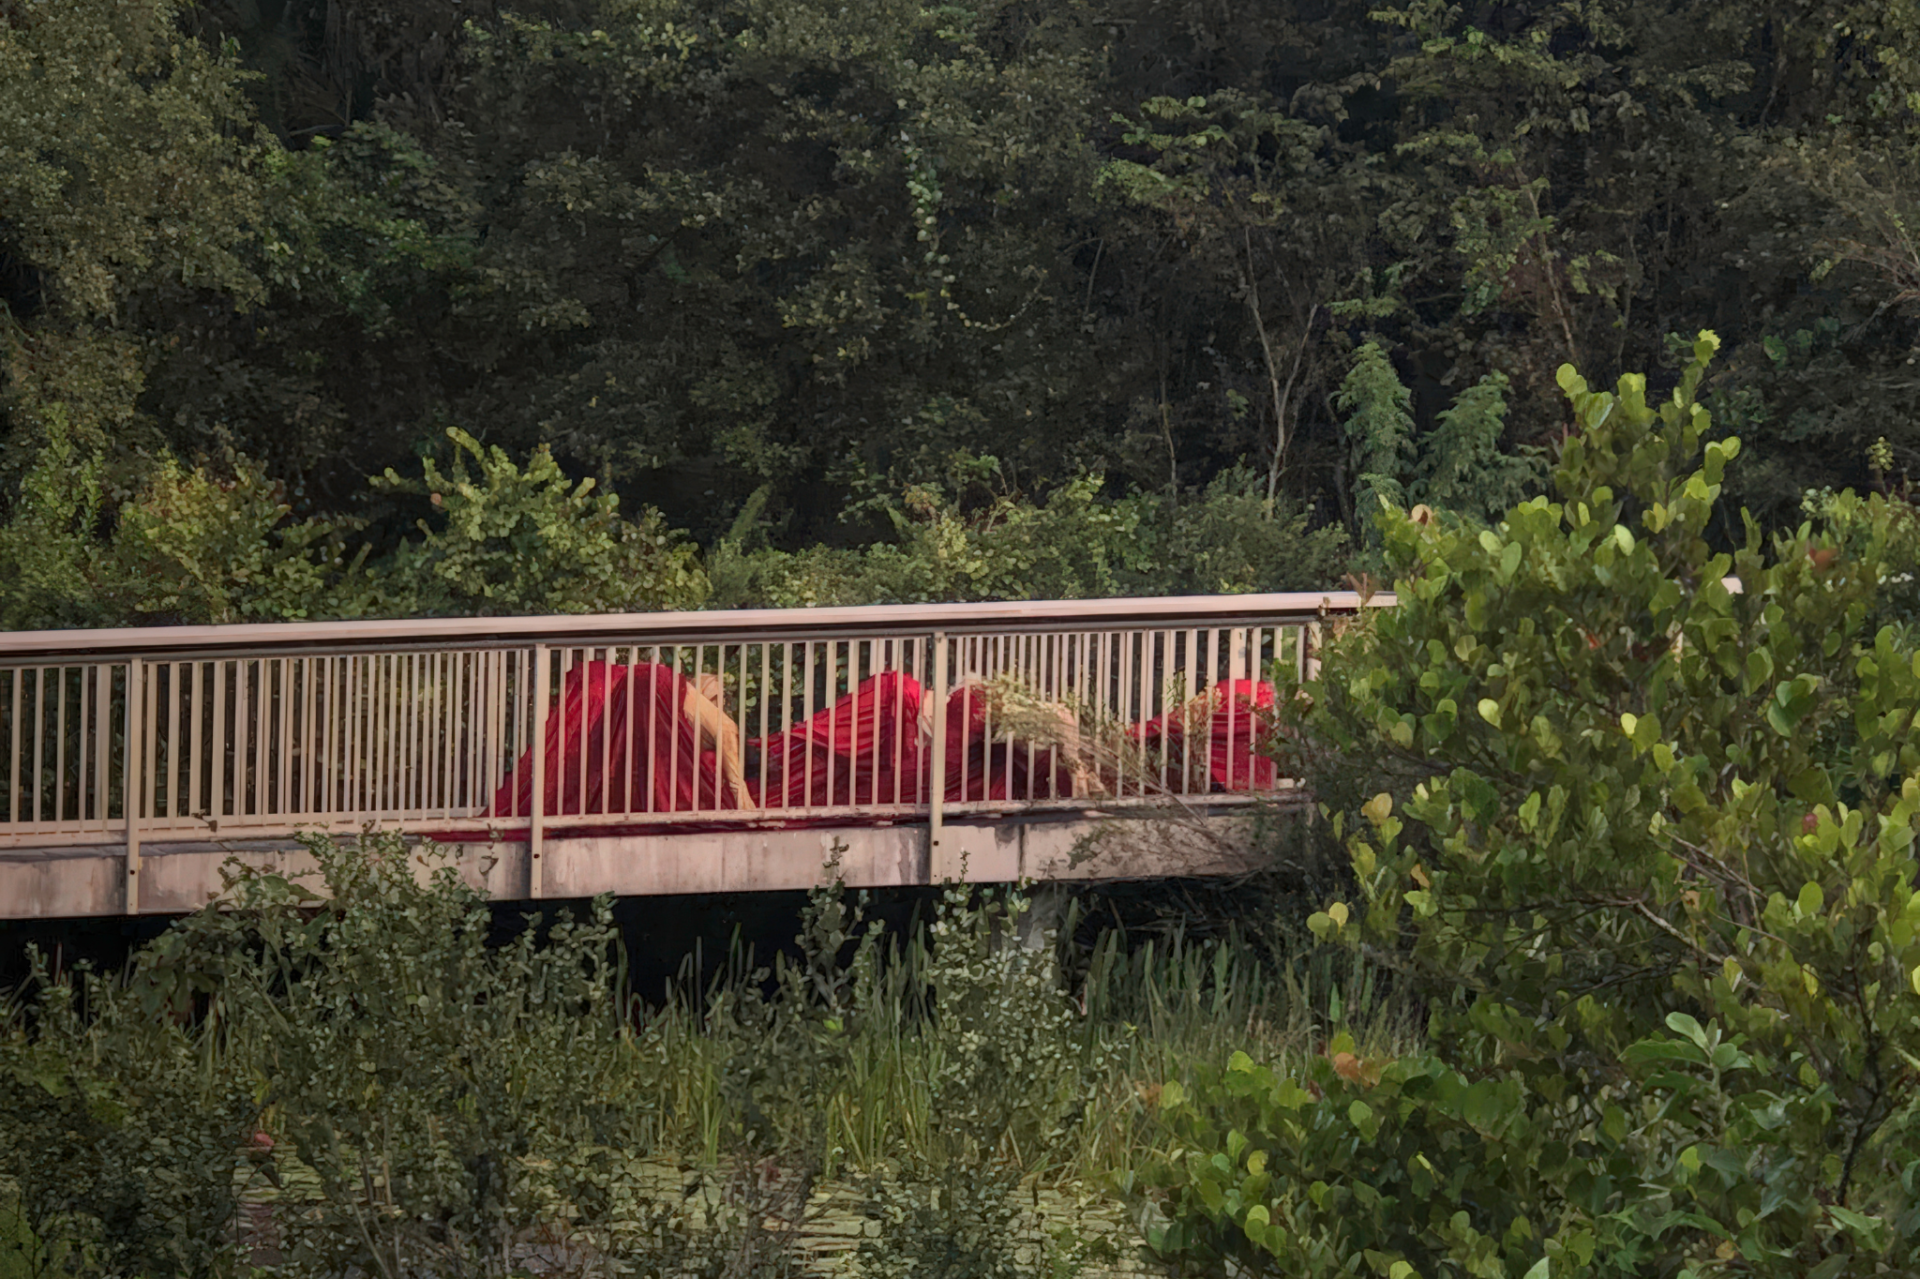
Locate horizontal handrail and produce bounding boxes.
[0,591,1388,662]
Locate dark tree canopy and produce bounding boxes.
[6,0,1920,621]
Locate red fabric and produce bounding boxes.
[753,672,930,808]
[1131,679,1277,792]
[427,667,1277,842]
[428,661,742,840]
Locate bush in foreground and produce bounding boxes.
[1124,333,1920,1276]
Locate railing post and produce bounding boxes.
[530,644,549,900]
[124,659,142,916]
[928,631,947,883]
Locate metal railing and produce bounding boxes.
[0,593,1376,908]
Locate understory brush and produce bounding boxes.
[0,825,1408,1278]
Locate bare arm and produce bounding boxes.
[684,688,755,809]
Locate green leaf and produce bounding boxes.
[1665,1012,1709,1049]
[1796,882,1824,918]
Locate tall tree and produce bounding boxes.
[0,0,265,494]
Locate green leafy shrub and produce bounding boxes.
[138,830,648,1279]
[107,452,374,624]
[1336,342,1418,543]
[708,461,1349,608]
[1124,332,1920,1276]
[850,879,1118,1279]
[0,424,709,628]
[371,427,709,616]
[0,950,258,1279]
[0,407,109,630]
[1337,343,1547,545]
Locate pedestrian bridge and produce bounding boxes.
[0,593,1375,919]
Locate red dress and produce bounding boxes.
[430,664,1276,840]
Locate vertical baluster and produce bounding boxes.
[1000,636,1016,803]
[757,643,771,816]
[210,660,228,824]
[6,669,19,825]
[52,666,69,824]
[723,643,739,810]
[643,647,661,816]
[188,662,204,824]
[382,654,398,816]
[484,651,503,819]
[272,659,288,819]
[30,669,45,824]
[154,663,170,823]
[454,653,470,816]
[322,658,339,819]
[405,652,420,817]
[669,646,683,815]
[426,653,442,817]
[801,642,815,811]
[350,655,367,817]
[290,658,306,817]
[123,660,141,911]
[1137,630,1152,798]
[527,645,548,895]
[488,652,507,818]
[1092,637,1111,800]
[1047,633,1063,800]
[590,647,606,817]
[371,653,388,816]
[243,657,261,823]
[372,653,387,817]
[614,646,630,818]
[91,664,108,830]
[889,639,903,807]
[248,659,262,822]
[1227,628,1244,790]
[557,648,575,819]
[354,654,368,818]
[141,660,157,826]
[397,653,414,818]
[779,642,794,811]
[389,653,404,815]
[822,641,839,813]
[929,632,948,876]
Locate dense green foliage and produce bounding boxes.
[1,831,1377,1278]
[1120,336,1920,1275]
[13,0,1920,619]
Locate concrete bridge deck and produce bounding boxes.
[0,803,1304,919]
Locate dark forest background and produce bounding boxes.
[7,0,1920,625]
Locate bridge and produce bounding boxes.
[0,593,1374,920]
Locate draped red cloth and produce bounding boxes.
[746,676,1075,805]
[441,662,742,839]
[1129,679,1278,792]
[426,663,1279,841]
[754,671,930,808]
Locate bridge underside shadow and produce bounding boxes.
[0,801,1310,921]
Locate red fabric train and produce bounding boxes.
[434,662,1278,840]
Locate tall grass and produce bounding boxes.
[622,882,1419,1187]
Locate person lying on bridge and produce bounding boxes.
[448,661,1277,839]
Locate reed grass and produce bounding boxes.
[619,884,1419,1187]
